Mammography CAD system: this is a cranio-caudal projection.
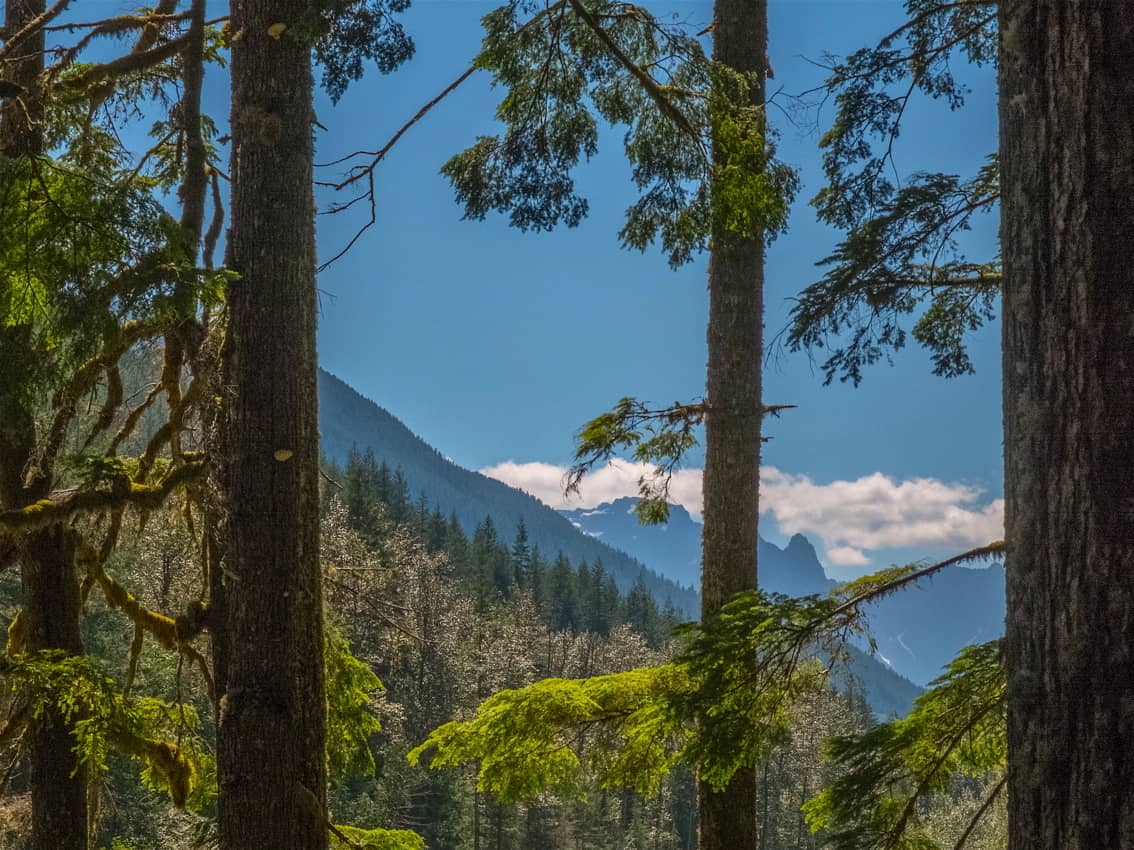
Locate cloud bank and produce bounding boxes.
[479,460,1003,568]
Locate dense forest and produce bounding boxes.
[1,1,1131,850]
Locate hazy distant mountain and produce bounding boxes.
[564,497,1005,686]
[562,498,832,597]
[318,370,699,615]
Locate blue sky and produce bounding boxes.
[307,1,1002,575]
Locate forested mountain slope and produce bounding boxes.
[319,371,921,715]
[319,369,700,614]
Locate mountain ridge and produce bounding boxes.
[318,369,699,615]
[318,369,923,715]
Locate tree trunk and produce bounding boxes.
[2,3,88,848]
[21,527,86,850]
[216,2,328,848]
[999,4,1134,848]
[698,1,767,848]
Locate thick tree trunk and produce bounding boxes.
[216,2,328,848]
[0,0,44,157]
[21,527,86,850]
[698,1,767,848]
[999,5,1134,848]
[2,3,88,848]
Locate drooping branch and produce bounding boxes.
[568,397,794,522]
[0,458,205,532]
[75,542,214,700]
[54,33,190,95]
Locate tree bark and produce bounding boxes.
[698,1,767,848]
[216,2,328,848]
[999,4,1134,848]
[2,3,88,848]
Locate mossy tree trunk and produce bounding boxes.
[698,1,767,848]
[1,3,88,848]
[215,1,328,848]
[999,4,1134,848]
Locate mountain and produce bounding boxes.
[564,497,1006,686]
[318,370,699,615]
[563,498,831,597]
[317,370,921,716]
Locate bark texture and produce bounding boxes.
[2,3,88,848]
[216,2,328,848]
[699,1,767,848]
[0,0,44,157]
[999,4,1134,848]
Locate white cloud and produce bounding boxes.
[479,460,1004,566]
[759,468,1004,553]
[479,458,704,515]
[826,546,871,567]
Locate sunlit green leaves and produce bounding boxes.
[330,824,425,850]
[707,67,798,247]
[409,665,691,800]
[1,651,213,810]
[326,623,385,779]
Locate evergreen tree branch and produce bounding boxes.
[565,0,697,140]
[54,33,190,95]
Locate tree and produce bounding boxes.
[0,6,86,846]
[695,0,775,845]
[214,1,329,846]
[998,5,1134,847]
[215,2,415,844]
[783,1,998,386]
[2,3,217,845]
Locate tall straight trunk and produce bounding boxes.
[698,1,767,848]
[999,4,1134,848]
[216,2,328,848]
[1,3,88,848]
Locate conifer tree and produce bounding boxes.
[215,1,329,846]
[0,6,86,845]
[999,4,1134,846]
[697,1,773,844]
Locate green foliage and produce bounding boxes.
[409,665,691,800]
[326,623,385,779]
[445,1,795,265]
[804,641,1006,850]
[331,824,425,850]
[790,160,1000,384]
[571,398,704,524]
[788,0,1000,383]
[409,547,1005,810]
[674,593,839,790]
[570,396,793,525]
[409,590,849,800]
[706,66,798,247]
[2,651,212,810]
[311,0,416,102]
[0,154,221,407]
